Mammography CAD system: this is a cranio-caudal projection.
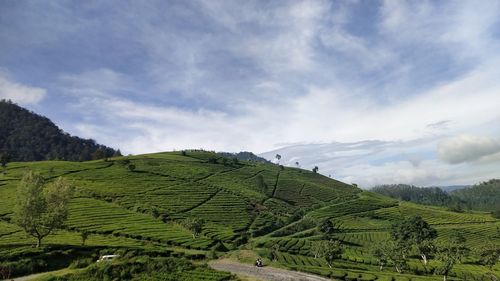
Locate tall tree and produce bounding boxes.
[81,230,90,246]
[91,148,105,160]
[311,241,324,259]
[372,244,389,270]
[256,174,267,193]
[318,219,336,239]
[323,240,343,268]
[391,216,437,265]
[373,240,409,273]
[271,243,280,261]
[478,244,500,281]
[182,218,204,238]
[0,153,10,168]
[435,232,469,281]
[275,154,281,164]
[13,172,74,247]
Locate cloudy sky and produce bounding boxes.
[1,1,500,187]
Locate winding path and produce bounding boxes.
[209,260,333,281]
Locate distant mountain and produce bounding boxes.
[218,151,271,163]
[0,99,120,162]
[438,185,469,192]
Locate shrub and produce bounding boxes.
[69,258,93,269]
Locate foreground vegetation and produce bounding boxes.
[0,151,498,280]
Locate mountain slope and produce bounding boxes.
[0,99,120,162]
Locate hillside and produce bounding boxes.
[371,184,452,206]
[450,179,500,212]
[372,181,500,214]
[0,100,120,162]
[0,151,499,280]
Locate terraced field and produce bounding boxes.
[1,150,499,280]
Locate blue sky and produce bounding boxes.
[1,0,500,187]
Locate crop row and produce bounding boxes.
[200,165,275,201]
[310,193,397,220]
[375,202,496,225]
[0,224,144,248]
[334,231,390,247]
[66,198,213,249]
[178,267,232,281]
[115,182,220,213]
[180,190,252,231]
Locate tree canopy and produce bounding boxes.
[390,215,437,265]
[13,171,74,247]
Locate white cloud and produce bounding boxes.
[59,68,134,95]
[379,0,500,60]
[319,27,397,71]
[260,137,500,188]
[339,160,450,188]
[438,135,500,164]
[0,72,46,104]
[197,0,328,73]
[4,1,499,187]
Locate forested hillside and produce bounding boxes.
[450,179,500,213]
[371,184,452,206]
[0,100,120,162]
[372,180,500,214]
[217,151,270,163]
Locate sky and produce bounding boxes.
[1,0,500,187]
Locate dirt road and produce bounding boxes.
[209,260,333,281]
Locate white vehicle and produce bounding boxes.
[97,254,119,262]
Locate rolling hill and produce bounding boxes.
[0,151,499,280]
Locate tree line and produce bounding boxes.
[372,180,500,215]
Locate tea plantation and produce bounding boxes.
[0,150,498,280]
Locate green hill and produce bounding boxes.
[0,151,499,280]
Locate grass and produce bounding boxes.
[0,150,499,280]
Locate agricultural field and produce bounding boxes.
[0,150,499,280]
